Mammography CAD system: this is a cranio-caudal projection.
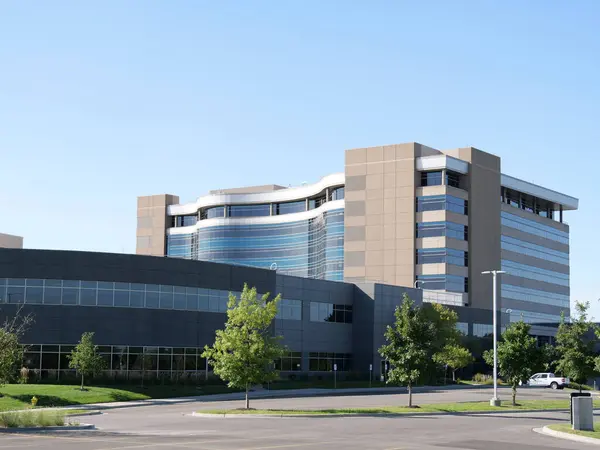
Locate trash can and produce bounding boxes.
[570,392,593,430]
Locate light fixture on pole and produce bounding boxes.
[482,270,506,407]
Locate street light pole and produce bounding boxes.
[482,270,506,407]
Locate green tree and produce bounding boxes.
[484,321,540,405]
[202,284,285,409]
[555,302,599,392]
[0,306,33,387]
[68,332,106,390]
[435,344,474,382]
[379,294,453,407]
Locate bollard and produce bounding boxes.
[572,396,594,431]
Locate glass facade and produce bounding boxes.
[501,284,569,308]
[473,324,493,337]
[276,299,302,320]
[227,204,271,217]
[274,201,306,215]
[501,235,569,265]
[502,308,567,324]
[456,322,469,335]
[274,352,302,371]
[309,352,352,372]
[416,221,468,240]
[416,195,468,215]
[416,248,468,266]
[0,278,238,313]
[167,209,344,281]
[501,260,569,287]
[501,211,569,244]
[416,275,468,293]
[309,302,352,323]
[421,171,443,186]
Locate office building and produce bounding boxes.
[0,232,23,249]
[137,142,577,332]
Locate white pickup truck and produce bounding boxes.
[527,372,570,389]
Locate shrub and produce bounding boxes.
[0,410,65,428]
[472,373,493,384]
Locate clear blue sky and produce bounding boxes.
[1,1,598,315]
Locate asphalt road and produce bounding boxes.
[1,387,595,450]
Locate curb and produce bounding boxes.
[66,411,103,417]
[0,423,95,433]
[536,425,600,446]
[192,408,573,419]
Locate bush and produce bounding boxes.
[472,373,493,384]
[0,410,65,428]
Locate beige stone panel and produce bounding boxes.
[152,215,167,228]
[395,142,417,158]
[383,145,396,161]
[366,250,384,266]
[384,161,397,173]
[345,241,366,252]
[395,171,415,187]
[366,225,383,241]
[446,211,469,226]
[383,198,396,213]
[366,198,384,215]
[345,190,366,202]
[395,213,413,226]
[396,274,414,287]
[345,164,367,176]
[366,174,384,190]
[366,266,384,281]
[416,210,446,223]
[416,186,446,197]
[137,208,152,218]
[383,266,396,284]
[383,224,396,240]
[384,173,396,188]
[344,266,366,278]
[395,159,414,172]
[395,237,414,250]
[366,240,385,251]
[395,197,414,213]
[445,238,469,251]
[137,197,151,208]
[345,215,366,227]
[137,217,153,229]
[367,189,384,200]
[416,264,446,276]
[395,224,414,242]
[383,249,395,266]
[395,186,414,199]
[345,148,367,165]
[395,248,414,261]
[367,162,384,174]
[366,146,384,162]
[345,251,366,267]
[416,236,446,248]
[384,188,396,198]
[151,196,167,207]
[383,214,396,226]
[366,214,383,226]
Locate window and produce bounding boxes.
[308,352,352,372]
[456,322,469,335]
[308,196,326,210]
[276,299,302,320]
[501,235,569,265]
[416,221,468,241]
[416,195,468,215]
[200,206,225,220]
[274,352,302,371]
[421,171,443,186]
[274,201,306,215]
[416,248,468,266]
[473,324,494,337]
[446,171,461,188]
[501,284,569,308]
[329,187,345,201]
[501,211,568,244]
[501,260,569,286]
[416,275,468,293]
[227,204,271,217]
[309,302,352,323]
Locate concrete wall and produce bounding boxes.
[136,194,179,256]
[0,233,23,249]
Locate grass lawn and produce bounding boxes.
[200,399,600,416]
[548,422,600,439]
[0,384,236,412]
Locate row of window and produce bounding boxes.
[501,235,569,266]
[420,171,462,188]
[501,284,570,309]
[416,248,468,266]
[416,275,468,293]
[416,195,468,215]
[503,309,567,324]
[416,221,468,241]
[168,209,345,281]
[501,260,570,287]
[22,344,210,373]
[501,211,569,244]
[309,302,353,323]
[308,352,352,372]
[501,187,559,221]
[276,299,302,321]
[473,323,494,337]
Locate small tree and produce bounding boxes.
[379,295,436,408]
[555,302,599,392]
[68,332,106,390]
[484,321,539,406]
[435,344,474,382]
[202,284,285,409]
[0,305,33,387]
